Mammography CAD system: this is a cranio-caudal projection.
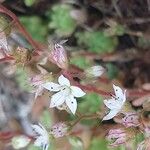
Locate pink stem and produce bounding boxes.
[0,4,41,51]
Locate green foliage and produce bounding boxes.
[88,138,108,150]
[106,63,119,79]
[15,67,33,92]
[48,4,77,36]
[70,56,91,69]
[88,137,125,150]
[24,0,37,7]
[78,93,102,114]
[40,110,52,128]
[68,136,84,150]
[28,144,41,150]
[76,31,118,53]
[115,24,125,36]
[138,37,150,49]
[19,16,48,42]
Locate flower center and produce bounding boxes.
[60,86,71,96]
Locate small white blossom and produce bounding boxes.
[86,65,105,77]
[32,123,49,150]
[103,84,126,120]
[11,135,30,149]
[42,75,86,114]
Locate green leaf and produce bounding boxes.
[89,137,125,150]
[138,37,150,49]
[24,0,37,7]
[88,138,108,150]
[19,16,48,42]
[106,63,119,80]
[40,110,52,128]
[70,56,91,69]
[78,93,102,114]
[47,4,77,36]
[76,31,118,53]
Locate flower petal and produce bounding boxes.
[103,109,119,121]
[58,75,70,86]
[42,82,60,91]
[113,84,126,102]
[32,124,45,135]
[104,98,121,109]
[50,91,65,108]
[66,95,77,115]
[71,86,86,97]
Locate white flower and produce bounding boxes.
[32,123,49,150]
[42,75,86,114]
[11,135,30,149]
[103,84,126,121]
[86,65,105,77]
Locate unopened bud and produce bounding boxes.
[122,113,140,127]
[86,65,105,77]
[49,43,68,69]
[11,135,30,149]
[50,122,68,138]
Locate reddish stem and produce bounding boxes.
[0,4,41,51]
[63,70,150,98]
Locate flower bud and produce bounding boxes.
[85,65,105,77]
[107,128,126,147]
[122,113,140,127]
[49,43,68,69]
[50,122,68,138]
[11,135,30,149]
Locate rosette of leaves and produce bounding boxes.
[76,31,118,53]
[48,4,77,37]
[70,56,91,69]
[19,16,48,42]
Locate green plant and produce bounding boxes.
[48,4,77,36]
[76,31,118,53]
[19,16,48,42]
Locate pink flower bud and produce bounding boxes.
[107,128,126,147]
[50,122,68,138]
[122,113,140,127]
[49,43,68,69]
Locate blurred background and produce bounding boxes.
[0,0,150,149]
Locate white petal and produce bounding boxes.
[113,84,126,101]
[71,86,86,97]
[103,109,119,121]
[50,91,65,108]
[66,95,77,115]
[58,75,70,86]
[34,137,43,147]
[104,98,121,109]
[32,124,45,135]
[42,82,60,91]
[42,144,49,150]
